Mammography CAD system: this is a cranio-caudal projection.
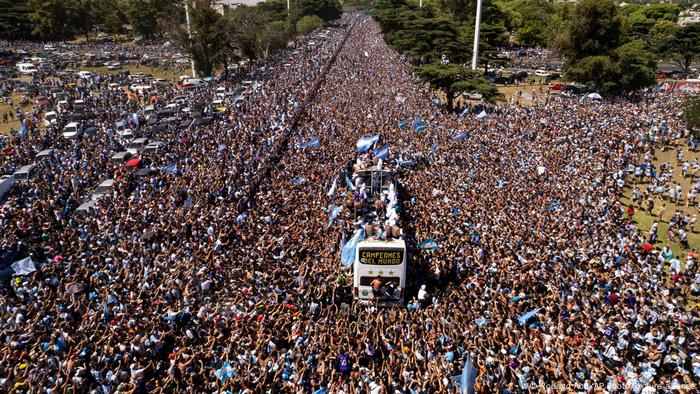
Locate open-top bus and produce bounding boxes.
[349,164,407,305]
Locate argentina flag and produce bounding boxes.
[372,145,389,160]
[299,136,320,149]
[453,131,470,141]
[341,228,365,266]
[412,117,427,132]
[418,239,439,250]
[357,134,380,153]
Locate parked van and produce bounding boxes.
[111,151,133,164]
[36,149,54,160]
[17,63,38,75]
[62,122,81,139]
[43,111,58,126]
[12,164,37,181]
[75,199,96,215]
[127,138,149,154]
[143,141,164,153]
[93,179,115,197]
[0,175,16,200]
[143,105,156,119]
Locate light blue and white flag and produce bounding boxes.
[132,111,140,128]
[372,145,389,160]
[313,388,327,394]
[19,121,28,138]
[459,107,469,116]
[341,228,365,267]
[475,317,488,327]
[412,117,427,132]
[518,308,540,326]
[418,239,439,250]
[396,158,414,166]
[429,143,439,154]
[299,136,320,149]
[398,119,410,129]
[460,354,477,394]
[453,131,470,141]
[214,362,235,382]
[476,110,487,119]
[11,257,36,276]
[345,173,356,191]
[327,205,342,229]
[327,177,337,197]
[291,176,306,185]
[161,163,178,174]
[357,134,380,153]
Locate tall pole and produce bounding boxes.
[419,0,422,7]
[287,0,290,10]
[471,0,482,71]
[184,0,196,78]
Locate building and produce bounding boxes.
[678,10,700,26]
[212,0,266,13]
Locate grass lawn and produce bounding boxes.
[0,92,34,136]
[81,64,183,83]
[619,144,699,259]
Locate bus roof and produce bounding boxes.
[357,238,405,249]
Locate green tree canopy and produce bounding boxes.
[415,63,502,108]
[0,0,33,40]
[558,0,622,63]
[650,22,700,75]
[296,15,325,34]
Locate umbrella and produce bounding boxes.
[125,158,141,167]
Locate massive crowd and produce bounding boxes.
[1,12,699,394]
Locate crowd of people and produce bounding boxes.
[1,11,699,394]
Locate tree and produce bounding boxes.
[174,4,226,77]
[650,22,700,75]
[0,0,33,40]
[622,2,680,40]
[565,56,617,92]
[558,0,657,93]
[565,41,657,93]
[297,15,324,34]
[294,0,341,23]
[455,0,508,72]
[415,63,501,108]
[125,0,179,38]
[613,40,657,91]
[28,0,77,40]
[557,0,622,63]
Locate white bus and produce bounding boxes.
[353,239,406,305]
[349,164,407,306]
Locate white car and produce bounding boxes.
[43,111,58,127]
[62,122,80,138]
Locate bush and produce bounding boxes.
[296,15,324,34]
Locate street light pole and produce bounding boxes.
[471,0,482,71]
[184,0,197,78]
